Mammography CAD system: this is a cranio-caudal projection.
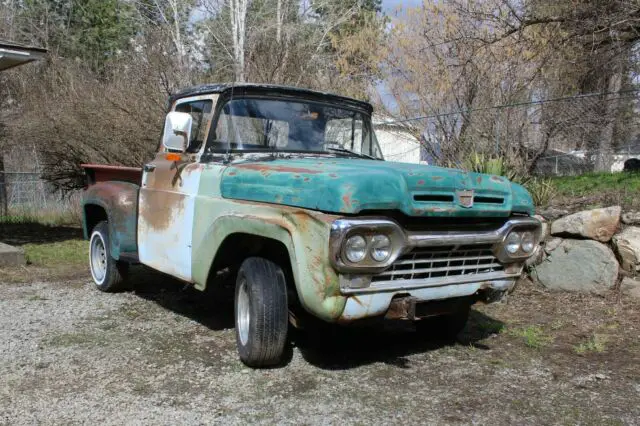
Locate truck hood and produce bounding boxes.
[220,158,534,217]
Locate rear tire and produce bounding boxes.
[89,221,128,292]
[415,307,470,341]
[235,257,288,367]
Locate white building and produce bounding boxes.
[373,116,424,164]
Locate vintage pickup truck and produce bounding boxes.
[82,83,541,367]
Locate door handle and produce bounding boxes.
[144,163,156,172]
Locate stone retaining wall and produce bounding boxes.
[529,206,640,299]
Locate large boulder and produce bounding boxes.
[537,207,569,222]
[534,215,550,242]
[550,206,621,243]
[621,277,640,299]
[612,226,640,274]
[622,211,640,225]
[534,239,619,295]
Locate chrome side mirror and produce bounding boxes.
[162,111,192,152]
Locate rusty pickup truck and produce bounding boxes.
[82,83,541,367]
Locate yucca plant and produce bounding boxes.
[462,152,529,185]
[524,176,557,207]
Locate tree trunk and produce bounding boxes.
[230,0,248,82]
[595,73,623,172]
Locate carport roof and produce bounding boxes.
[0,40,47,71]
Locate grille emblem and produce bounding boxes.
[456,190,474,208]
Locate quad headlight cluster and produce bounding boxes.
[330,217,542,274]
[344,234,393,263]
[330,219,405,273]
[495,228,540,262]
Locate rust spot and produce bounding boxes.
[417,179,425,185]
[342,193,353,209]
[234,163,322,174]
[303,177,310,182]
[351,296,365,307]
[228,171,236,176]
[432,176,443,181]
[491,175,504,182]
[426,207,455,213]
[476,176,482,183]
[329,173,338,178]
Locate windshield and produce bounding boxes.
[209,98,384,159]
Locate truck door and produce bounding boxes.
[137,95,216,281]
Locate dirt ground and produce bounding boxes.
[1,264,639,425]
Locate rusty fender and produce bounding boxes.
[82,181,139,260]
[190,205,348,322]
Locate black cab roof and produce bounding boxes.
[168,83,373,114]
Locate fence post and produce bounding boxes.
[495,108,500,155]
[0,154,6,217]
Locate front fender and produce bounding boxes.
[82,181,139,260]
[191,205,346,322]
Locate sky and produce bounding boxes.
[382,0,422,15]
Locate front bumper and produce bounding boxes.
[332,217,539,321]
[338,278,516,321]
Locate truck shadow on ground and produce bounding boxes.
[126,267,504,370]
[290,310,502,370]
[0,223,83,246]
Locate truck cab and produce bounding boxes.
[82,83,541,367]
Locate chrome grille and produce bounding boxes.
[372,244,504,285]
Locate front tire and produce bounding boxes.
[89,221,128,292]
[235,257,288,367]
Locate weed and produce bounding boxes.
[27,294,48,301]
[574,334,607,354]
[525,176,557,207]
[508,325,553,349]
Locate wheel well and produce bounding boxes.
[85,204,108,236]
[207,233,296,299]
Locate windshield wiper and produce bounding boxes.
[325,147,379,160]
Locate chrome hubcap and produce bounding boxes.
[90,234,107,284]
[237,279,250,346]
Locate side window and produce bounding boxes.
[175,100,213,152]
[213,102,290,149]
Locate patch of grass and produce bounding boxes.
[574,333,608,354]
[0,197,81,226]
[508,325,554,349]
[0,240,88,283]
[552,172,640,199]
[23,240,87,268]
[46,331,106,348]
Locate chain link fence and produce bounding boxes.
[0,171,80,223]
[378,90,640,176]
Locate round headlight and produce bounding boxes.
[505,232,521,254]
[521,231,536,253]
[344,235,367,263]
[370,235,391,262]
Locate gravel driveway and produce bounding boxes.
[1,271,639,425]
